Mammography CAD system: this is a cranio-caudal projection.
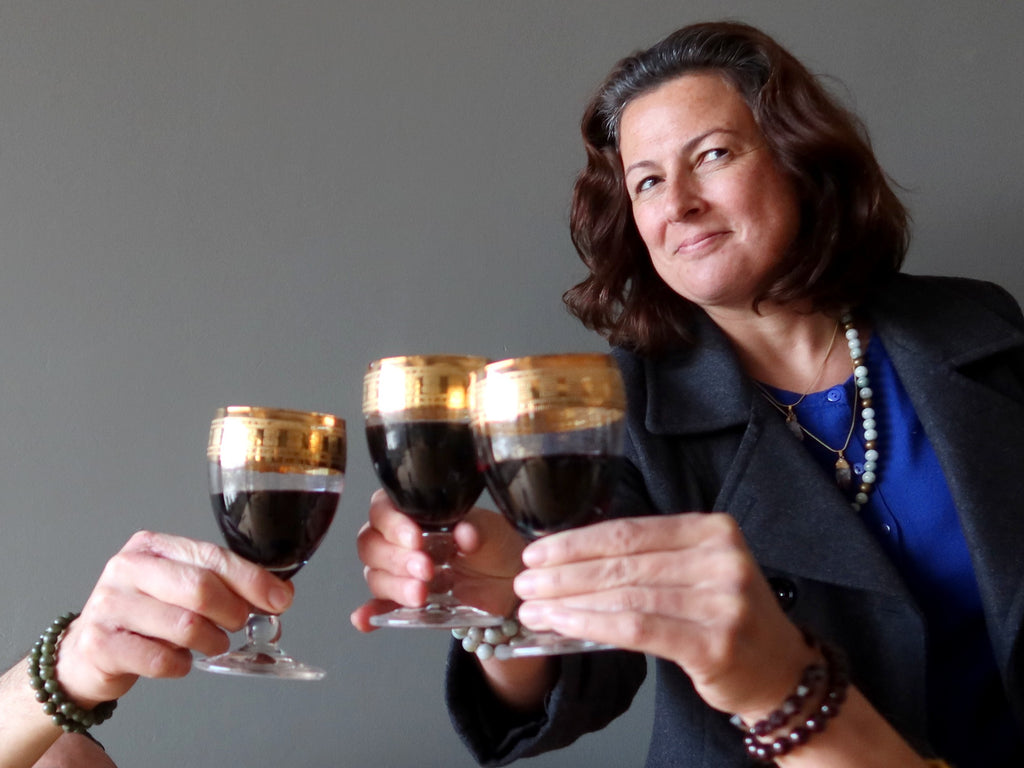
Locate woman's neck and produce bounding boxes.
[707,305,854,393]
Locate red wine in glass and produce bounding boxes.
[478,453,621,540]
[211,489,340,580]
[363,355,500,629]
[365,420,484,532]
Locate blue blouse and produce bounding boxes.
[764,336,1020,764]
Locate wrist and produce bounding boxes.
[27,612,118,735]
[733,625,821,725]
[52,629,105,711]
[729,628,850,764]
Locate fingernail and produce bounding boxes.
[269,584,292,612]
[406,557,429,580]
[401,528,422,550]
[522,541,547,567]
[514,572,538,597]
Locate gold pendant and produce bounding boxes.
[785,409,804,441]
[834,454,852,490]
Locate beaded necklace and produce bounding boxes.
[756,312,879,510]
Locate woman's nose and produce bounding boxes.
[664,176,704,221]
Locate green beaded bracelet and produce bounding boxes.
[27,612,117,734]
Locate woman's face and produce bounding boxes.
[619,72,800,315]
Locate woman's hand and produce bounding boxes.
[511,513,816,720]
[53,530,295,709]
[350,489,525,632]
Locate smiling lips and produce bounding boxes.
[674,229,729,254]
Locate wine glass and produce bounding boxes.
[363,354,500,628]
[196,406,346,679]
[469,353,626,659]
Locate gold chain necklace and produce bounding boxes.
[754,318,840,441]
[757,376,857,489]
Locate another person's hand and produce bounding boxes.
[350,489,525,631]
[53,530,294,709]
[510,513,817,720]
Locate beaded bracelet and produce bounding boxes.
[728,659,828,738]
[731,632,850,763]
[452,619,522,660]
[27,612,118,734]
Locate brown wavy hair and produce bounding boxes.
[564,21,909,355]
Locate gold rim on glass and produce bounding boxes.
[207,406,347,473]
[363,354,489,420]
[468,353,626,433]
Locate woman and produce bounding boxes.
[0,531,294,767]
[353,21,1024,766]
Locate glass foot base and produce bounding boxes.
[494,631,617,660]
[195,648,325,680]
[369,604,501,629]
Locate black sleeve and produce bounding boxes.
[445,640,647,766]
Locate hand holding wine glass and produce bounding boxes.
[197,406,346,679]
[469,353,626,658]
[363,354,500,628]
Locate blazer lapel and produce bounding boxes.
[722,396,911,599]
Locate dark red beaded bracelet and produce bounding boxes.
[728,660,827,737]
[732,632,850,764]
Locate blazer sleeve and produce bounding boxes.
[444,460,653,765]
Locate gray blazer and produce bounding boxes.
[447,274,1024,766]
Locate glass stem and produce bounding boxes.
[421,529,457,607]
[244,612,283,652]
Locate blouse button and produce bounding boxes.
[768,577,798,611]
[826,387,843,402]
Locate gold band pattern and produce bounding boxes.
[469,353,626,433]
[363,355,488,417]
[207,406,347,472]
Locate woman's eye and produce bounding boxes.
[635,176,659,194]
[701,148,728,164]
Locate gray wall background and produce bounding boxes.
[1,1,1021,766]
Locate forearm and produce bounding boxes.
[0,656,63,768]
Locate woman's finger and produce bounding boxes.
[350,598,403,633]
[513,542,753,600]
[363,566,429,608]
[367,490,424,549]
[357,524,433,581]
[453,508,527,579]
[522,513,742,567]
